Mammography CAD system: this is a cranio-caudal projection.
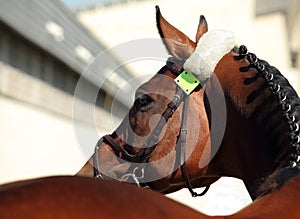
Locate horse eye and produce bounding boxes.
[135,94,153,109]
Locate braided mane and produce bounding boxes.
[236,45,300,195]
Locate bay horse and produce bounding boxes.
[1,5,298,219]
[0,175,298,219]
[77,6,300,217]
[1,176,218,219]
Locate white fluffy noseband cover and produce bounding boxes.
[183,30,236,81]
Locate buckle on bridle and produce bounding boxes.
[120,167,146,187]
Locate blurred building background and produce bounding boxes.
[0,0,136,183]
[0,0,299,216]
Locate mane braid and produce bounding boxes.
[236,45,300,196]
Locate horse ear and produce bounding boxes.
[156,6,196,61]
[195,15,208,43]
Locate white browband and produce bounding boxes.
[183,30,236,81]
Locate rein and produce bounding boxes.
[93,57,210,197]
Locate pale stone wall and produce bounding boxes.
[0,61,121,184]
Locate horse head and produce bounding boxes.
[78,6,300,200]
[77,6,217,193]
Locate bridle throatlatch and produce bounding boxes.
[93,58,210,197]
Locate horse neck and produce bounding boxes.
[208,49,300,199]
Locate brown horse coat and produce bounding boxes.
[0,176,219,219]
[1,175,299,219]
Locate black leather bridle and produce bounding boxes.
[93,58,210,197]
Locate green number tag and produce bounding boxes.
[174,70,200,95]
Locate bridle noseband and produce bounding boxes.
[93,57,210,197]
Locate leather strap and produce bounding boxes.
[178,96,210,197]
[136,87,187,163]
[103,134,137,162]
